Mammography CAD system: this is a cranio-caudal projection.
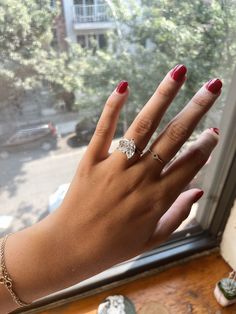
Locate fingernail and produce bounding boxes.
[116,81,128,94]
[194,190,204,203]
[206,78,222,94]
[210,127,220,135]
[170,64,187,82]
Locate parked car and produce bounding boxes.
[75,116,97,143]
[2,122,58,151]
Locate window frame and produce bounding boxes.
[195,66,236,235]
[12,69,236,311]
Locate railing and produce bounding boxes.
[73,4,112,23]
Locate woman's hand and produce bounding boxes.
[2,65,222,311]
[54,65,221,278]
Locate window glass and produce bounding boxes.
[50,0,56,7]
[77,35,86,47]
[98,33,107,49]
[0,0,236,238]
[74,0,83,5]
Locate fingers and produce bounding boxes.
[86,81,129,162]
[145,189,203,250]
[162,128,219,197]
[143,78,222,173]
[117,65,186,164]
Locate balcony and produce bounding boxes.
[73,4,113,30]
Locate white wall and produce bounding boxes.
[221,199,236,270]
[61,0,115,42]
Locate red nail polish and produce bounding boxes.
[206,79,222,94]
[193,190,204,203]
[116,81,128,94]
[170,64,187,82]
[210,127,220,135]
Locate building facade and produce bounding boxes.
[61,0,114,49]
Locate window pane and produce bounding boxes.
[0,1,236,242]
[77,35,86,47]
[98,33,107,49]
[74,0,83,5]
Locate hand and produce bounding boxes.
[2,65,222,310]
[55,65,221,278]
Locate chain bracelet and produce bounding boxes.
[0,234,30,307]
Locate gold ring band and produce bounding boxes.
[148,148,164,164]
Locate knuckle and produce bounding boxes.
[192,147,208,166]
[95,121,109,137]
[105,98,116,110]
[157,84,174,98]
[192,95,211,109]
[157,79,177,98]
[166,121,188,143]
[134,116,153,135]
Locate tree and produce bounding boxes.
[75,0,236,131]
[0,0,83,110]
[1,0,236,121]
[0,0,56,89]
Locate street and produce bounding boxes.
[0,141,86,236]
[0,138,119,236]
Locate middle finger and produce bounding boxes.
[114,64,187,166]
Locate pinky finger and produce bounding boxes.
[145,189,204,250]
[86,81,129,162]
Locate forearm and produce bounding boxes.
[0,211,89,313]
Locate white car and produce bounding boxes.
[48,183,70,213]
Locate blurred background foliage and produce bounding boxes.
[0,0,236,131]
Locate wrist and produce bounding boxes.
[2,211,74,305]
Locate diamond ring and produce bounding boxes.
[116,138,142,160]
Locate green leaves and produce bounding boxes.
[218,279,236,300]
[1,0,236,115]
[78,0,236,129]
[0,0,59,91]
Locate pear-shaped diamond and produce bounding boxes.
[117,138,136,159]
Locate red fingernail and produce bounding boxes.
[170,64,187,82]
[206,78,222,94]
[116,81,128,94]
[193,190,204,203]
[210,127,220,135]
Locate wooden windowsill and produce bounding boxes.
[22,251,236,313]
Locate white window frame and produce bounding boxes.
[196,66,236,233]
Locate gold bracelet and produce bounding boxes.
[0,234,30,307]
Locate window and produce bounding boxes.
[77,35,86,48]
[77,33,107,49]
[74,0,95,4]
[51,28,58,49]
[50,0,56,8]
[98,33,107,49]
[1,0,236,310]
[73,0,110,23]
